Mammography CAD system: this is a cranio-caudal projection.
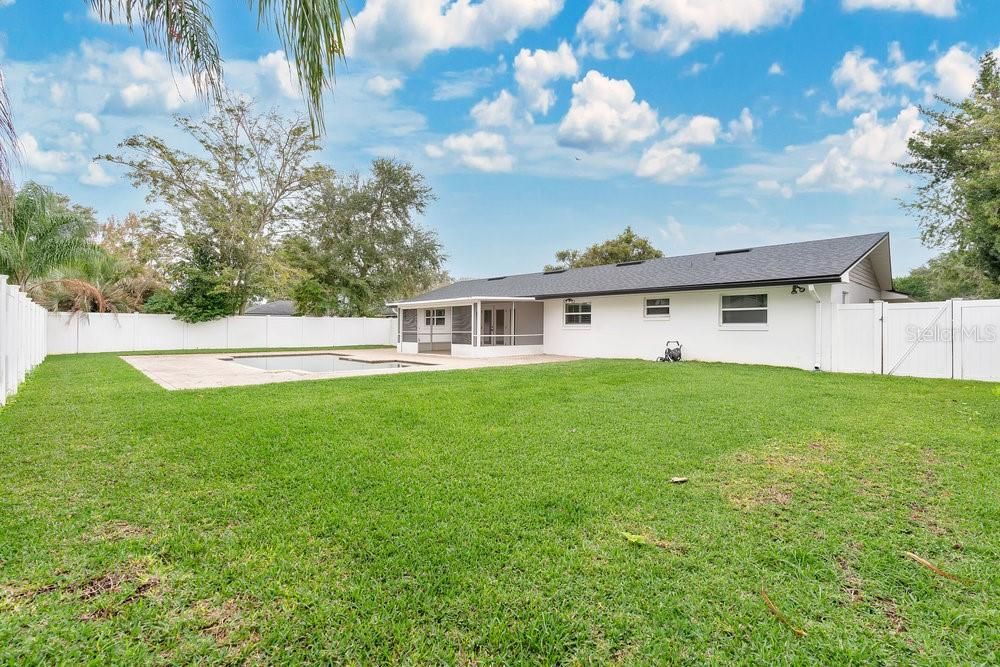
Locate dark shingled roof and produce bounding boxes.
[398,232,888,304]
[245,299,296,316]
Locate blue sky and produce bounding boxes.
[1,0,997,278]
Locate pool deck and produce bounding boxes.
[122,348,579,390]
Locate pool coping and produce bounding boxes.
[122,348,578,390]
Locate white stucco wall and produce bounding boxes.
[541,285,837,370]
[415,306,452,338]
[833,281,883,305]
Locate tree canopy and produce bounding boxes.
[894,250,1000,301]
[899,52,1000,287]
[282,159,447,317]
[1,106,446,321]
[102,100,326,319]
[545,226,664,271]
[0,0,350,204]
[0,182,96,290]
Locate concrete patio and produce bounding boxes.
[122,348,579,390]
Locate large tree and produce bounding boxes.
[0,0,349,200]
[545,226,663,271]
[899,52,1000,285]
[894,250,1000,302]
[0,182,96,290]
[282,159,446,317]
[102,100,325,319]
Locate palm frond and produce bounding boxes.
[254,0,351,133]
[91,0,350,133]
[0,67,17,225]
[91,0,223,100]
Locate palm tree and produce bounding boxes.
[33,251,161,313]
[0,0,350,206]
[0,182,97,290]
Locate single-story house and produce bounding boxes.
[390,232,910,371]
[245,300,297,316]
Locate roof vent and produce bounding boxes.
[715,248,751,256]
[487,276,507,281]
[543,267,567,275]
[615,260,645,267]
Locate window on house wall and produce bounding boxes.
[644,297,671,318]
[564,302,591,325]
[424,308,445,326]
[720,294,768,326]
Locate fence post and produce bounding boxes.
[0,276,7,405]
[950,298,960,380]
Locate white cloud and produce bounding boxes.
[49,82,68,105]
[79,162,115,187]
[365,75,404,96]
[726,108,756,141]
[684,62,708,77]
[18,133,75,174]
[887,41,924,88]
[832,48,886,111]
[79,43,201,113]
[796,105,923,192]
[0,0,15,7]
[426,131,515,172]
[663,115,721,146]
[575,0,621,58]
[635,142,701,183]
[74,112,101,133]
[471,89,519,128]
[768,62,784,76]
[257,51,300,99]
[756,179,793,198]
[557,70,658,150]
[842,0,957,18]
[513,41,578,115]
[576,0,802,57]
[347,0,564,64]
[432,63,501,101]
[928,44,978,99]
[660,215,686,243]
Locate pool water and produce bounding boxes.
[229,354,410,373]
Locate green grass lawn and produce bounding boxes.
[1,355,998,664]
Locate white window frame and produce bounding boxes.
[563,301,592,327]
[719,293,768,330]
[424,308,445,326]
[643,295,671,320]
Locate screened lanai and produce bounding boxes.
[393,298,544,357]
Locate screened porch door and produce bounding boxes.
[480,306,510,345]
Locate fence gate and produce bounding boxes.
[833,299,1000,381]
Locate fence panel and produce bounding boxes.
[832,303,882,374]
[954,299,1000,381]
[883,302,954,378]
[46,312,396,355]
[834,299,1000,381]
[0,275,48,406]
[227,316,268,349]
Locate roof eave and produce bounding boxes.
[531,276,845,300]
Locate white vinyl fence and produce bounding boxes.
[833,299,1000,381]
[1,275,48,405]
[47,312,396,355]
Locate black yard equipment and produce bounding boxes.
[657,341,682,363]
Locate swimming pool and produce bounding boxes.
[228,354,410,373]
